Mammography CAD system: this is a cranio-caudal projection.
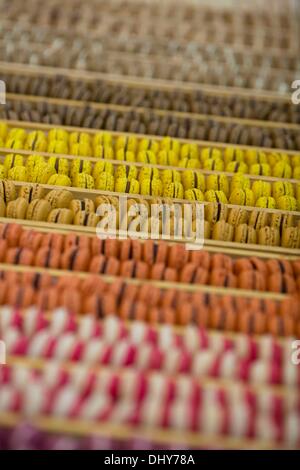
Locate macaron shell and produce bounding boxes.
[35,247,61,269]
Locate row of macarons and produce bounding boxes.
[1,363,299,443]
[2,308,300,381]
[1,124,300,172]
[0,185,299,249]
[1,222,300,290]
[4,98,300,152]
[2,153,300,211]
[0,306,291,360]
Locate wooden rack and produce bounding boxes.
[0,411,290,450]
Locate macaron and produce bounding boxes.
[64,233,90,251]
[227,208,248,226]
[119,299,148,322]
[47,208,74,224]
[180,264,208,284]
[6,197,28,219]
[7,285,36,308]
[258,226,280,246]
[89,255,120,276]
[238,311,266,335]
[120,260,149,279]
[26,199,51,221]
[37,286,60,313]
[69,199,95,214]
[119,239,142,262]
[237,270,266,291]
[151,263,177,282]
[35,247,61,269]
[189,250,211,270]
[209,306,236,331]
[0,197,6,217]
[0,180,16,203]
[210,269,237,288]
[19,184,46,202]
[204,203,228,224]
[44,189,73,209]
[163,182,184,199]
[211,254,234,272]
[234,257,267,276]
[47,174,72,187]
[0,223,23,247]
[266,259,293,277]
[19,229,43,251]
[212,220,234,242]
[41,233,65,251]
[143,240,168,265]
[167,244,189,269]
[61,247,90,271]
[73,211,99,227]
[205,190,228,204]
[248,210,270,229]
[267,315,295,337]
[140,178,163,197]
[5,247,34,266]
[234,224,257,244]
[267,273,296,294]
